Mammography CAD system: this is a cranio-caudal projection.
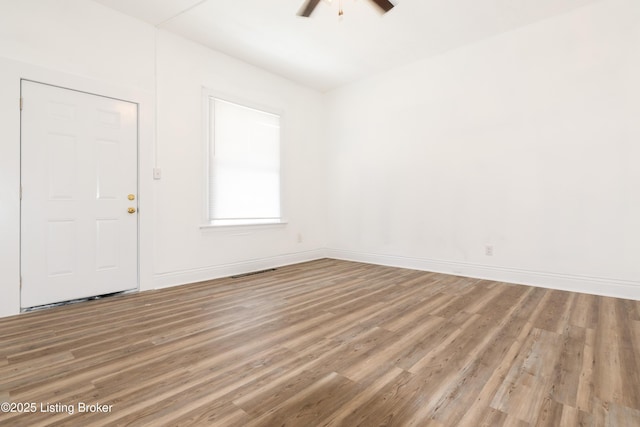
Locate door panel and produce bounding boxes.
[21,80,138,307]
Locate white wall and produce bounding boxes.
[152,31,327,288]
[0,0,327,317]
[0,0,157,318]
[0,0,156,93]
[0,60,22,319]
[325,0,640,299]
[1,0,638,319]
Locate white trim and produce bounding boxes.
[0,56,155,318]
[152,249,327,289]
[199,221,288,231]
[202,88,284,118]
[19,79,141,308]
[201,86,212,224]
[201,87,285,226]
[325,249,640,301]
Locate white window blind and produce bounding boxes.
[208,97,281,226]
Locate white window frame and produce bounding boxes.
[201,88,286,229]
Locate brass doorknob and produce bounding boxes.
[128,207,136,214]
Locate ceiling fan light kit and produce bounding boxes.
[298,0,395,17]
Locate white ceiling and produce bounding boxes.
[93,0,600,92]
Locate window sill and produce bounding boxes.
[199,221,288,232]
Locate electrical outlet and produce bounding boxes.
[485,245,494,256]
[153,168,162,180]
[297,233,303,243]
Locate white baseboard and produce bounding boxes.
[152,249,327,289]
[326,249,640,301]
[151,247,639,301]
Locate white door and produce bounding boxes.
[21,80,138,308]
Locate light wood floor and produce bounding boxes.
[1,259,639,426]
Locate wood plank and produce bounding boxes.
[576,327,596,412]
[615,299,640,409]
[320,366,405,427]
[532,289,574,333]
[534,398,565,427]
[570,292,599,329]
[549,324,586,407]
[0,259,639,426]
[593,297,624,405]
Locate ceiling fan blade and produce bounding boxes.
[369,0,395,13]
[298,0,322,17]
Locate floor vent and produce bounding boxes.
[231,268,277,279]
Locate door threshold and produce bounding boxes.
[21,289,136,313]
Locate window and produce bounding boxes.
[207,96,282,226]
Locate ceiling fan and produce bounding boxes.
[298,0,395,17]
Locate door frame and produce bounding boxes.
[19,77,142,310]
[0,58,154,318]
